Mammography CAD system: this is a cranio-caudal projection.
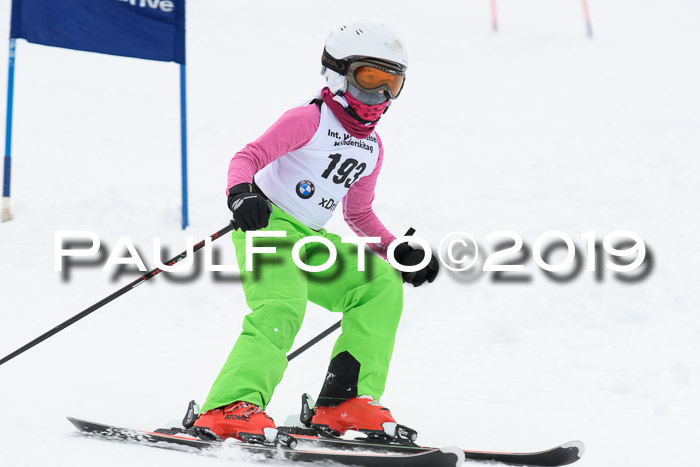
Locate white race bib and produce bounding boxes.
[255,103,380,230]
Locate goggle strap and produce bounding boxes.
[322,49,348,75]
[322,50,407,76]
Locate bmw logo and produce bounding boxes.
[296,180,315,199]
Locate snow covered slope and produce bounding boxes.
[1,1,698,466]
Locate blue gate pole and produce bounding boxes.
[2,38,16,222]
[179,63,189,230]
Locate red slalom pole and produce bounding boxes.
[491,0,498,32]
[581,0,593,38]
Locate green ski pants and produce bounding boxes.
[200,207,403,412]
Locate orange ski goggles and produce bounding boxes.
[346,60,406,99]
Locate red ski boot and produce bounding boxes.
[310,395,416,441]
[193,401,276,443]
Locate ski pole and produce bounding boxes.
[0,221,236,367]
[286,227,416,362]
[287,320,341,362]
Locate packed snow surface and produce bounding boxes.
[1,1,698,466]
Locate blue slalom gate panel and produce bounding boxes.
[10,0,186,64]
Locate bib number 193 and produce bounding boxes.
[321,153,366,188]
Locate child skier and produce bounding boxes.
[194,19,439,442]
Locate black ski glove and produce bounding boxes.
[393,243,440,287]
[228,183,273,232]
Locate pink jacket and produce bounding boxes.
[227,103,396,258]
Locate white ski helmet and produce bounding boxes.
[321,19,408,99]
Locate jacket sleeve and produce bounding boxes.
[226,103,321,193]
[342,135,396,259]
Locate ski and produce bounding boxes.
[67,417,463,467]
[277,426,584,466]
[284,393,584,466]
[461,441,584,466]
[68,416,584,467]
